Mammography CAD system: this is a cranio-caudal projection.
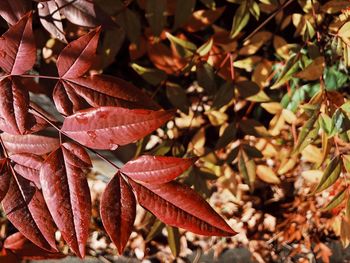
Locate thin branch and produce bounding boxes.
[243,0,295,43]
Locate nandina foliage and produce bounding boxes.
[0,9,235,260]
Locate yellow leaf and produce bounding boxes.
[302,144,322,163]
[273,35,289,59]
[239,31,272,56]
[269,112,285,136]
[188,127,205,155]
[233,56,261,72]
[278,158,297,175]
[301,170,323,184]
[294,57,325,81]
[261,102,283,114]
[339,21,350,39]
[341,217,350,248]
[282,109,296,124]
[256,165,280,184]
[252,60,273,88]
[206,110,228,126]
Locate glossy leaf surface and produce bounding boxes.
[121,155,196,184]
[0,78,29,135]
[0,0,29,25]
[40,142,91,258]
[129,180,235,236]
[61,106,174,150]
[11,153,43,188]
[100,173,136,254]
[1,133,59,154]
[38,0,66,42]
[2,167,57,252]
[57,28,100,78]
[0,13,35,75]
[53,75,159,115]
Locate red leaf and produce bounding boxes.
[0,159,11,202]
[61,106,174,150]
[0,0,30,25]
[121,155,196,184]
[10,153,43,188]
[2,166,57,252]
[57,27,101,78]
[54,75,159,115]
[68,75,160,109]
[40,142,91,258]
[38,0,66,42]
[1,133,59,154]
[129,180,236,236]
[0,248,18,263]
[0,13,36,75]
[147,41,186,75]
[100,173,136,254]
[0,78,29,135]
[53,80,86,115]
[4,232,65,260]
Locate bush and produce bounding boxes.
[0,0,350,262]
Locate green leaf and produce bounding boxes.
[227,146,240,163]
[146,0,166,36]
[342,155,350,174]
[165,32,196,58]
[332,109,350,134]
[166,226,180,257]
[131,63,167,85]
[324,66,349,91]
[197,63,217,95]
[98,27,125,69]
[319,113,333,136]
[238,148,256,188]
[197,38,214,57]
[215,122,237,149]
[116,8,141,44]
[236,81,270,102]
[166,83,190,114]
[242,144,263,158]
[184,167,212,198]
[200,0,216,9]
[240,119,270,137]
[230,1,250,38]
[314,156,342,193]
[212,81,234,109]
[249,1,260,20]
[174,0,196,29]
[322,188,346,211]
[271,54,300,89]
[146,219,165,242]
[294,112,319,153]
[341,101,350,112]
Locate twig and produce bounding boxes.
[243,0,295,43]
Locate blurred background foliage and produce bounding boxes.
[5,0,350,262]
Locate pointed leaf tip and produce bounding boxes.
[121,155,195,184]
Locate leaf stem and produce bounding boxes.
[29,106,121,170]
[0,135,9,158]
[20,74,61,80]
